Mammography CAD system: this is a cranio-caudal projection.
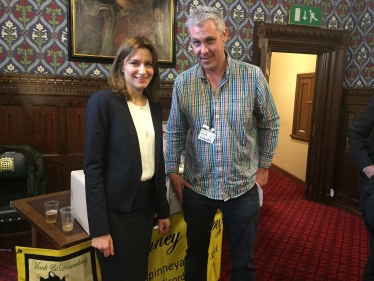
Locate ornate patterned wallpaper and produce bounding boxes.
[0,0,373,87]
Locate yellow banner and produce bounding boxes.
[16,240,101,281]
[16,212,223,281]
[147,211,223,281]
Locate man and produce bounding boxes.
[348,95,374,281]
[165,6,279,281]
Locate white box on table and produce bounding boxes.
[70,170,90,235]
[71,169,181,233]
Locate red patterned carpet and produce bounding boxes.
[0,168,369,281]
[0,229,54,281]
[218,168,369,281]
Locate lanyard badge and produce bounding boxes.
[198,124,215,143]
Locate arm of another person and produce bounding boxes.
[167,173,193,204]
[165,81,192,203]
[348,96,374,178]
[156,162,171,234]
[156,153,171,234]
[254,69,280,185]
[84,92,114,257]
[154,104,171,235]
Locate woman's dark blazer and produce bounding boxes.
[83,90,170,238]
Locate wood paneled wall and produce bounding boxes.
[0,74,173,194]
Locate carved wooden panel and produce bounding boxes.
[30,106,59,154]
[67,107,85,155]
[0,106,25,144]
[334,89,374,214]
[44,160,65,193]
[0,74,173,194]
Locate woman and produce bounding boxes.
[83,36,170,281]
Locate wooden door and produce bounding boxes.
[291,73,315,142]
[253,22,350,207]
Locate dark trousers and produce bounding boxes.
[96,180,155,281]
[183,185,260,281]
[363,233,374,281]
[358,175,374,281]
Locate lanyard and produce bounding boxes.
[209,92,215,130]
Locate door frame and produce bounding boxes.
[252,22,350,205]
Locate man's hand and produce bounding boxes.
[158,218,171,235]
[256,167,269,186]
[168,173,193,204]
[92,234,114,257]
[364,164,374,178]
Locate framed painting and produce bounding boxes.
[68,0,175,66]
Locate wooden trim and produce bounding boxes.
[344,88,373,104]
[0,74,174,98]
[333,201,362,218]
[253,22,349,55]
[289,134,308,142]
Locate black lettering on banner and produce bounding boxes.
[211,218,222,237]
[209,244,219,260]
[146,260,185,281]
[149,232,182,255]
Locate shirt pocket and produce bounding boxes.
[228,98,251,128]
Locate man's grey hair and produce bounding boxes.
[185,6,226,35]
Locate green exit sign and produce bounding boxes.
[289,5,322,27]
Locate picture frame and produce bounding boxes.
[68,0,175,66]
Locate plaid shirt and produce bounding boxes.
[165,55,279,200]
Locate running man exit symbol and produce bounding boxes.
[289,5,322,27]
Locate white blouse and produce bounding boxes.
[127,100,155,181]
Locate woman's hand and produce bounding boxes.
[92,234,114,257]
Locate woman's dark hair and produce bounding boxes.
[108,36,160,103]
